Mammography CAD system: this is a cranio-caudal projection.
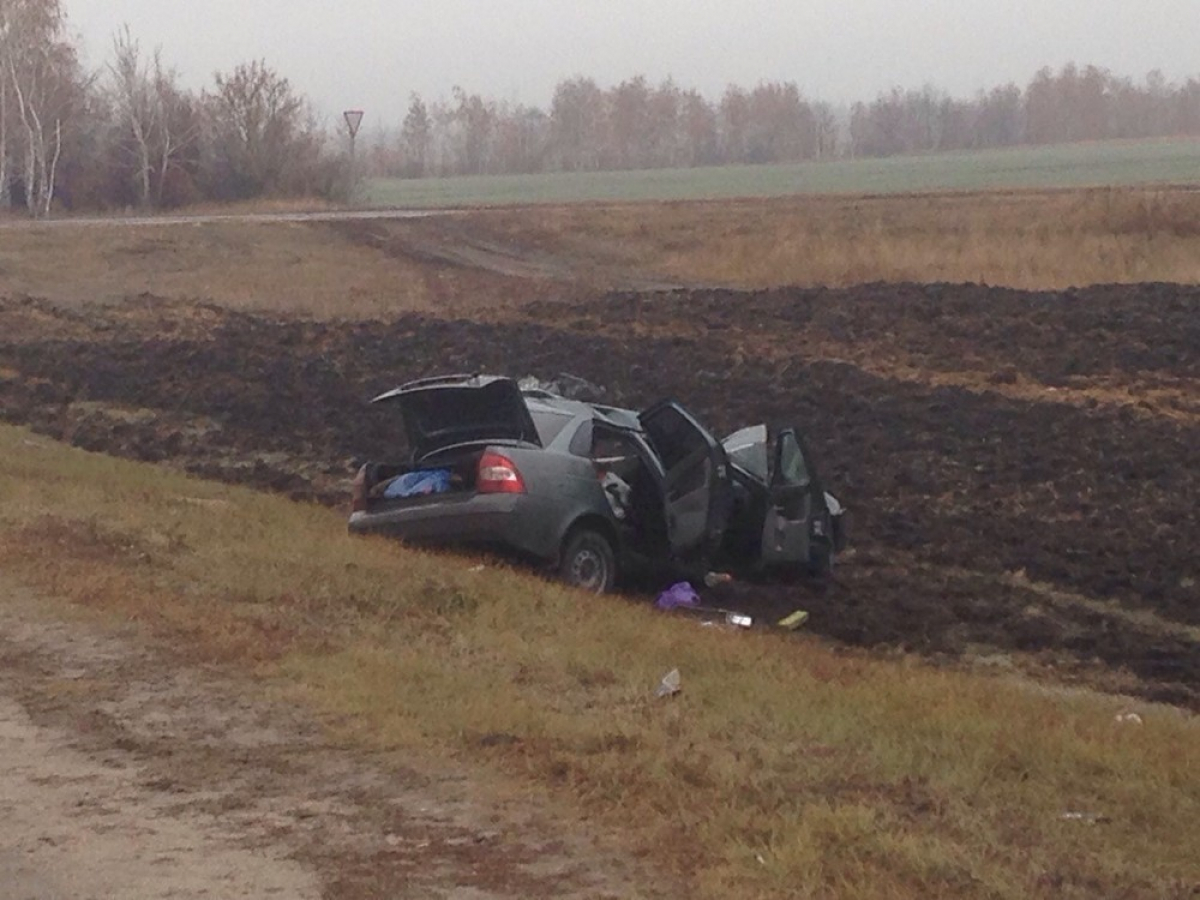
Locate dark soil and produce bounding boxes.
[2,284,1197,708]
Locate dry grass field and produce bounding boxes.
[1,426,1197,899]
[2,187,1200,321]
[1,184,1198,898]
[461,188,1200,289]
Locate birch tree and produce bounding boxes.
[400,92,430,177]
[0,0,79,216]
[108,25,197,208]
[107,25,154,206]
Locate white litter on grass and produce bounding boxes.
[1114,712,1144,725]
[1060,811,1111,825]
[655,668,681,698]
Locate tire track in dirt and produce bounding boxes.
[328,219,692,292]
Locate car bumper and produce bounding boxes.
[348,492,560,560]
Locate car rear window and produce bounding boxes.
[531,409,574,446]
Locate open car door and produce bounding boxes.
[760,428,815,566]
[639,401,729,555]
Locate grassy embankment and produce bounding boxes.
[2,187,1199,321]
[1,424,1196,900]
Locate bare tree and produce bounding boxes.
[400,92,430,177]
[608,76,651,168]
[1,0,63,209]
[1,0,81,216]
[679,88,718,166]
[718,85,751,163]
[812,102,839,159]
[451,85,493,174]
[151,63,200,205]
[203,60,323,199]
[491,103,547,174]
[107,25,155,206]
[549,77,605,171]
[0,10,8,206]
[107,26,198,208]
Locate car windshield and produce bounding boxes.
[722,424,768,481]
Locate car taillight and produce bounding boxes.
[477,451,526,494]
[351,465,368,512]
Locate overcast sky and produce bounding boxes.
[64,1,1200,130]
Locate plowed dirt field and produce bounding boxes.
[2,283,1197,708]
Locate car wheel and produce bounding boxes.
[559,528,617,594]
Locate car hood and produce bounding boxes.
[372,375,541,460]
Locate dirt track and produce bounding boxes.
[0,576,672,899]
[1,283,1198,708]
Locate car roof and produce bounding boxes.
[524,393,641,431]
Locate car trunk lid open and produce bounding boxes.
[371,375,542,461]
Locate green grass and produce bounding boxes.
[361,138,1200,208]
[1,423,1198,899]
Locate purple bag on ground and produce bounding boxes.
[656,581,701,611]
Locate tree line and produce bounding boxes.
[376,65,1200,178]
[4,0,1200,215]
[848,65,1200,157]
[0,0,345,217]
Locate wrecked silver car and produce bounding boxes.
[349,374,845,592]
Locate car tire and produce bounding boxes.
[558,528,617,594]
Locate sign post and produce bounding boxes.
[343,110,364,195]
[343,109,364,143]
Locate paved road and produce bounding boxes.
[0,207,451,229]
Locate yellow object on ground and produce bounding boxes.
[778,609,809,630]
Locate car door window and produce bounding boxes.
[722,424,768,481]
[759,430,814,565]
[568,419,593,457]
[644,405,707,471]
[775,432,810,487]
[668,454,710,498]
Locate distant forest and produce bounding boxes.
[3,0,1200,215]
[374,66,1200,177]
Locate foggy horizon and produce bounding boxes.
[63,1,1200,129]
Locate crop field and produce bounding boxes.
[363,137,1200,208]
[1,190,1198,897]
[1,240,1197,709]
